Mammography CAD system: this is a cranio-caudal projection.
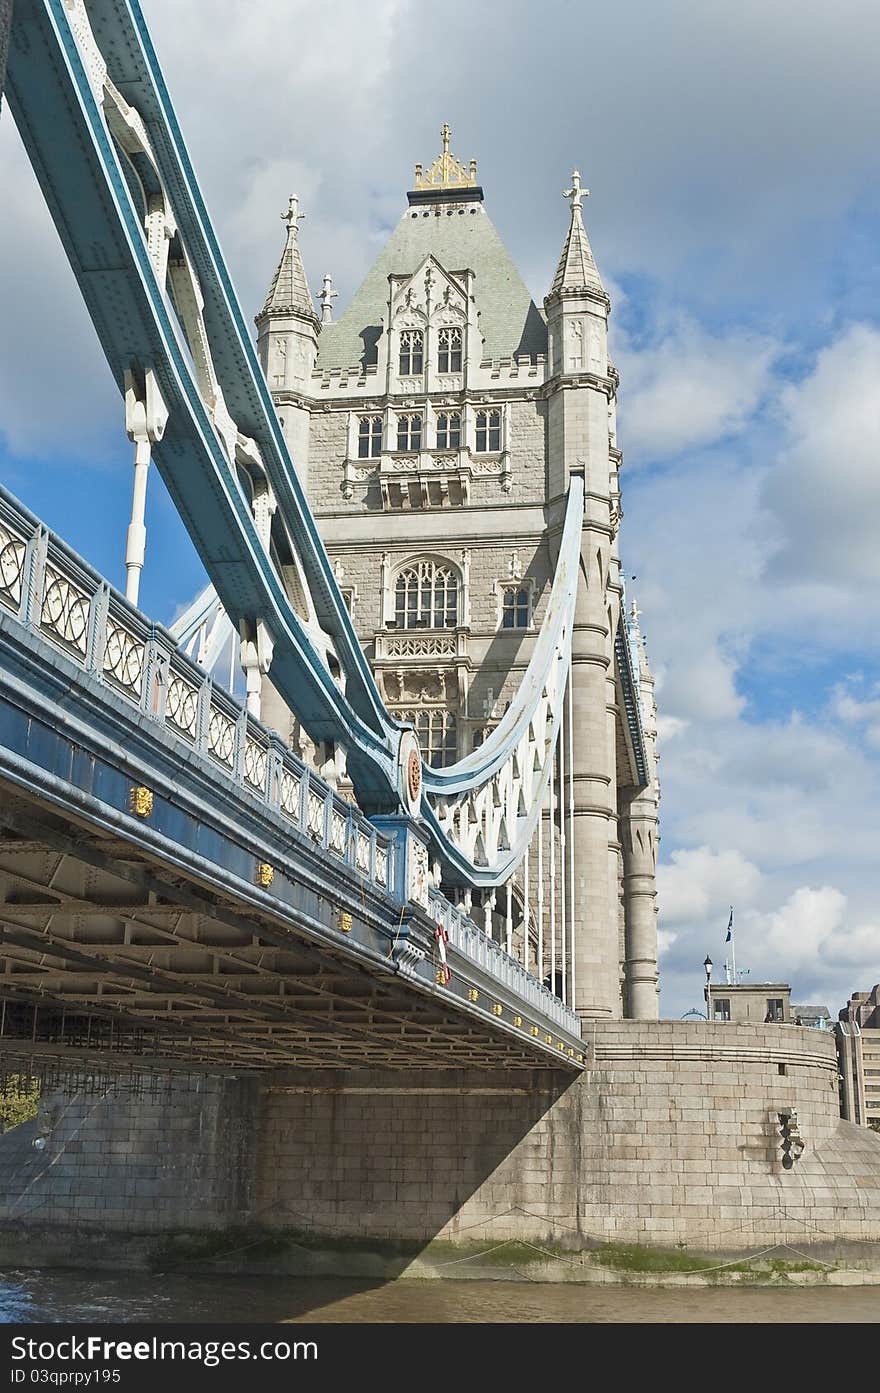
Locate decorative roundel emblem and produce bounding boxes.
[407,748,422,804]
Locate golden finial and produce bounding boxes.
[414,125,477,191]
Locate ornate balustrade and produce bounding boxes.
[373,629,467,662]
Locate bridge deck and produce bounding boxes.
[0,494,584,1074]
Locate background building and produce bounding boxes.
[256,130,661,1020]
[707,981,792,1024]
[837,985,880,1129]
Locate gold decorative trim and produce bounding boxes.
[129,786,153,818]
[492,1003,503,1017]
[255,861,275,888]
[513,1015,523,1028]
[338,910,353,933]
[414,123,477,191]
[467,988,479,1003]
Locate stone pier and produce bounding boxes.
[1,1022,878,1267]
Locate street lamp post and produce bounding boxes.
[704,955,713,1022]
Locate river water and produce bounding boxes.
[0,1270,878,1323]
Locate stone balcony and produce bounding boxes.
[373,626,471,706]
[342,448,511,507]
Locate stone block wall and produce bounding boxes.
[255,1022,880,1249]
[2,1023,878,1254]
[0,1073,257,1233]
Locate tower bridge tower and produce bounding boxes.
[257,129,660,1020]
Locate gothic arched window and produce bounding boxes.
[501,585,531,629]
[437,327,462,373]
[358,415,383,459]
[399,330,423,376]
[394,559,459,629]
[475,408,502,453]
[396,413,422,451]
[436,411,461,449]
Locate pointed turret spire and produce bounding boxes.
[319,272,338,325]
[259,195,319,325]
[549,170,606,300]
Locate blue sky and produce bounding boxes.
[2,0,879,1017]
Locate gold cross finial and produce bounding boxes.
[441,122,451,153]
[563,169,589,210]
[282,194,306,237]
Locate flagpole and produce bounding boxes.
[729,906,736,985]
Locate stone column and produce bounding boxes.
[549,385,620,1020]
[620,785,660,1018]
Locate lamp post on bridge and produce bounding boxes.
[704,955,713,1022]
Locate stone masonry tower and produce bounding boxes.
[257,130,660,1019]
[256,196,320,488]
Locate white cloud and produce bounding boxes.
[763,324,880,586]
[758,885,847,967]
[830,680,880,750]
[658,846,762,926]
[615,317,780,461]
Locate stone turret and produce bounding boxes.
[544,172,621,1018]
[255,195,319,485]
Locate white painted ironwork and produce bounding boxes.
[207,704,236,768]
[279,768,301,820]
[103,619,145,698]
[329,808,347,856]
[421,478,583,883]
[355,833,371,875]
[40,565,89,655]
[166,671,199,740]
[0,523,27,611]
[307,788,325,841]
[244,736,268,791]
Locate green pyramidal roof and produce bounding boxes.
[317,201,547,371]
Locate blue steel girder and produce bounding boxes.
[6,0,403,814]
[3,0,585,890]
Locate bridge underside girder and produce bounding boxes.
[0,790,577,1072]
